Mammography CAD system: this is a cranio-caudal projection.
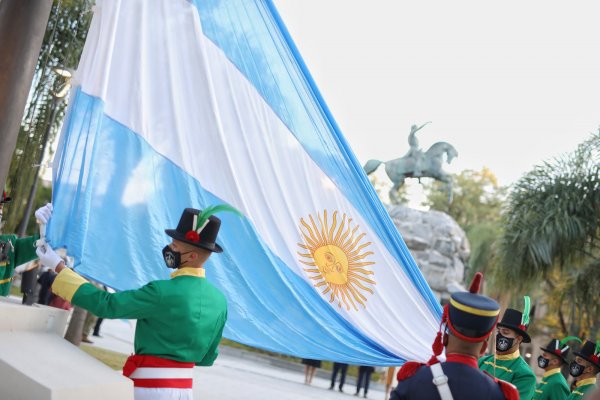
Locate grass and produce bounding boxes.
[220,338,380,380]
[80,344,128,370]
[9,284,21,297]
[79,338,381,381]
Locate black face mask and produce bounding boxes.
[496,333,515,352]
[569,361,586,377]
[537,356,550,369]
[162,245,191,269]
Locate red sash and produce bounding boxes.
[123,354,195,388]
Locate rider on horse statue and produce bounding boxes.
[363,122,458,204]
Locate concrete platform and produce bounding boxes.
[0,297,133,399]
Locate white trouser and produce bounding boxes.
[134,387,193,400]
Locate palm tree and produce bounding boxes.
[498,131,600,337]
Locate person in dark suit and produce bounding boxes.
[329,362,349,392]
[390,272,519,400]
[355,365,375,398]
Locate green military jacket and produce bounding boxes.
[53,267,227,365]
[533,368,569,400]
[479,350,537,400]
[0,234,38,296]
[566,377,597,399]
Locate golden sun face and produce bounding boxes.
[297,210,376,311]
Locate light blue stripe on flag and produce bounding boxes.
[50,89,405,364]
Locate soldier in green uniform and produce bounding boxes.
[37,205,237,400]
[533,336,582,400]
[0,191,39,296]
[479,296,537,400]
[566,340,599,399]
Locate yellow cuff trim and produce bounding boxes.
[0,261,8,267]
[450,298,500,317]
[543,368,562,378]
[51,268,88,302]
[496,349,520,360]
[576,377,596,387]
[171,267,205,278]
[0,277,11,284]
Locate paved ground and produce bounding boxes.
[89,318,389,400]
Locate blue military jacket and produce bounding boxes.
[391,355,513,400]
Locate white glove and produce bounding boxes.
[36,243,63,270]
[34,203,53,225]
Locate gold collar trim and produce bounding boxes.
[576,377,597,387]
[171,267,205,278]
[543,368,562,378]
[496,349,520,360]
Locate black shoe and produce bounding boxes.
[92,333,102,338]
[339,388,344,393]
[328,386,334,390]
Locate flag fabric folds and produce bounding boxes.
[48,0,442,365]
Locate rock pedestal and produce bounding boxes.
[387,205,469,302]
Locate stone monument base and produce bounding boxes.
[0,296,133,399]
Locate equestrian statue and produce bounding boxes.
[363,122,458,204]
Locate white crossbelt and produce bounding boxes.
[129,367,194,379]
[430,363,454,400]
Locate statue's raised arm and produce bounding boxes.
[407,121,431,154]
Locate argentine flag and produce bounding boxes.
[48,0,442,365]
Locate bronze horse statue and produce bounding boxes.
[363,127,458,203]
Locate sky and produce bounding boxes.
[272,1,600,189]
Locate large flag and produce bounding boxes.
[48,0,441,365]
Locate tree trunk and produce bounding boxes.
[0,0,53,189]
[64,306,87,346]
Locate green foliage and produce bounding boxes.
[466,222,501,288]
[499,130,600,338]
[422,168,506,287]
[3,0,93,235]
[499,131,600,283]
[422,167,506,228]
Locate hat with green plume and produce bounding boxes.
[165,205,242,253]
[497,296,532,343]
[540,336,582,364]
[574,340,600,369]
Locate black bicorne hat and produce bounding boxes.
[166,208,222,252]
[165,204,242,253]
[540,336,582,364]
[497,308,531,343]
[574,340,600,369]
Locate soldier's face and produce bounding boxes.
[497,327,523,348]
[575,356,593,375]
[497,327,517,339]
[541,351,561,368]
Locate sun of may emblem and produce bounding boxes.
[297,210,376,311]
